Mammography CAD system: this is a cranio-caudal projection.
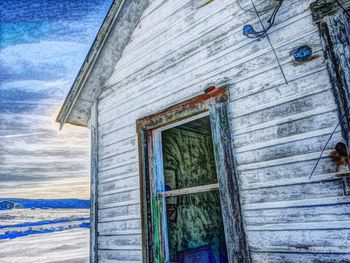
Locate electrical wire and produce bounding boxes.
[309,105,350,179]
[309,0,349,179]
[249,0,288,84]
[236,0,275,14]
[334,0,350,19]
[242,0,284,38]
[237,0,349,179]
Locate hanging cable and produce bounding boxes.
[236,0,274,14]
[309,105,350,179]
[248,0,288,84]
[309,0,349,179]
[242,0,284,38]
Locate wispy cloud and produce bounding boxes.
[0,0,112,199]
[0,132,48,139]
[0,41,88,82]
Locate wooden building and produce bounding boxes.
[57,0,350,262]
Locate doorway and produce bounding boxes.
[158,115,228,262]
[137,88,250,263]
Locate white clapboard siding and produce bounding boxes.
[251,253,350,263]
[99,124,136,149]
[94,0,350,261]
[98,189,140,206]
[244,202,350,224]
[98,203,141,221]
[98,48,327,136]
[98,235,142,249]
[105,0,303,91]
[98,219,141,235]
[98,177,139,195]
[233,108,338,148]
[99,136,137,160]
[248,228,350,252]
[98,249,142,263]
[99,0,308,115]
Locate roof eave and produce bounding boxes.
[56,0,125,129]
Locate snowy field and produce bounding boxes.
[0,209,89,263]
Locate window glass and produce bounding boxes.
[160,116,228,263]
[166,190,228,263]
[161,117,218,191]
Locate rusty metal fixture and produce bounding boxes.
[309,105,350,179]
[204,86,216,94]
[331,142,350,166]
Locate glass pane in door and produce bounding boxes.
[162,116,218,191]
[166,190,228,263]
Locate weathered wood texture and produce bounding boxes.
[311,0,350,22]
[136,90,231,262]
[58,0,150,127]
[316,6,350,141]
[210,102,250,263]
[93,0,350,262]
[90,101,99,263]
[313,0,350,223]
[139,129,151,263]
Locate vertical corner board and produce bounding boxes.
[311,0,350,22]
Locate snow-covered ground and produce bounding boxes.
[0,229,89,263]
[0,209,89,263]
[0,208,89,225]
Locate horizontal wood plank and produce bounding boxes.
[157,183,219,197]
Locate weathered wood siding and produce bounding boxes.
[90,101,99,263]
[95,0,350,262]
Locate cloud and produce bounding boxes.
[0,98,90,198]
[1,0,108,23]
[0,41,88,82]
[0,79,71,99]
[0,132,48,139]
[0,178,90,199]
[0,0,113,199]
[0,79,71,116]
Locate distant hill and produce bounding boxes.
[0,198,90,209]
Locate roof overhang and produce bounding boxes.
[56,0,149,129]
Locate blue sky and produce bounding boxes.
[0,0,112,198]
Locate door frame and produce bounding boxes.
[136,87,251,263]
[311,0,350,143]
[311,0,350,194]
